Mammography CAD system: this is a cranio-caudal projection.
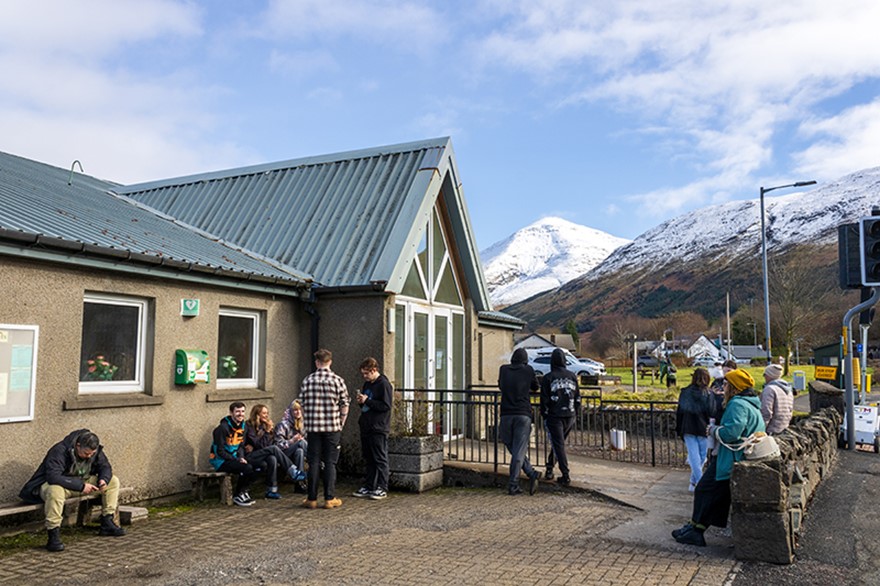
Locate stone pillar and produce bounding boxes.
[808,380,844,415]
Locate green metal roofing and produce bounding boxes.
[118,137,493,311]
[0,151,311,291]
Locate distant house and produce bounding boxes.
[515,332,577,352]
[0,137,523,502]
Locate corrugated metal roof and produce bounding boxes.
[0,151,311,288]
[117,137,461,288]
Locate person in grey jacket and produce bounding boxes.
[761,364,794,434]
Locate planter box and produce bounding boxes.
[388,435,443,493]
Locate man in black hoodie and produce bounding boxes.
[353,357,393,501]
[498,348,541,495]
[540,348,580,486]
[19,429,125,552]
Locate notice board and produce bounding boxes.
[0,324,39,423]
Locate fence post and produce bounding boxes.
[649,401,656,467]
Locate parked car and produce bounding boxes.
[636,355,659,368]
[525,347,606,377]
[691,355,720,367]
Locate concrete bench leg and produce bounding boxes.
[220,475,233,506]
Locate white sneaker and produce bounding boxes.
[369,489,388,500]
[233,493,255,507]
[352,487,372,498]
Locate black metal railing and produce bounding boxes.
[393,387,686,471]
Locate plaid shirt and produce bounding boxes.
[300,367,350,433]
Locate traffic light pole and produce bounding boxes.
[842,287,879,450]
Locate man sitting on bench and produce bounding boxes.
[210,402,258,507]
[19,429,125,552]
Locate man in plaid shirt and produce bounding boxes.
[299,348,350,509]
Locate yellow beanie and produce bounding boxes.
[724,368,755,391]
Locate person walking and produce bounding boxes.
[299,349,350,509]
[497,348,541,495]
[675,368,719,491]
[761,363,794,434]
[353,357,393,501]
[540,348,580,487]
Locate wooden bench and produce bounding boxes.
[0,486,134,526]
[188,471,233,505]
[638,368,658,380]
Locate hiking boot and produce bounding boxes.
[529,471,541,495]
[508,486,523,496]
[301,498,318,509]
[368,489,387,500]
[544,467,555,481]
[673,526,706,547]
[46,527,64,552]
[557,474,571,487]
[672,523,695,539]
[323,497,343,509]
[98,514,126,537]
[265,491,283,500]
[234,493,255,507]
[352,486,372,498]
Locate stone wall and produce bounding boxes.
[729,406,841,564]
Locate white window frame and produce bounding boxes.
[78,293,148,395]
[217,308,261,390]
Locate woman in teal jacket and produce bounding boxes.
[672,368,766,546]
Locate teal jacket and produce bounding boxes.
[715,393,765,481]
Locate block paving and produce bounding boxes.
[0,483,737,586]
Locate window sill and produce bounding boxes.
[205,388,274,403]
[64,393,165,411]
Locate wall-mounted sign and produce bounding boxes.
[815,365,838,380]
[181,299,200,317]
[0,324,39,423]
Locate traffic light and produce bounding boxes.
[861,217,880,286]
[839,222,861,289]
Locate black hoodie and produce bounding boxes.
[540,349,580,419]
[498,348,539,417]
[19,429,112,503]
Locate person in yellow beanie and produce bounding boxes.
[672,368,765,546]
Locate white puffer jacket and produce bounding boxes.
[761,379,794,434]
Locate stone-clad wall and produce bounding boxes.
[729,407,842,564]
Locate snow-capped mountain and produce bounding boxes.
[588,166,880,280]
[480,217,630,306]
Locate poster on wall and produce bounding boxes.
[0,324,39,423]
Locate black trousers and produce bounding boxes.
[306,431,341,501]
[545,416,575,475]
[691,456,731,528]
[217,459,255,495]
[247,445,294,489]
[361,431,390,491]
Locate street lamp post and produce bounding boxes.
[760,181,817,362]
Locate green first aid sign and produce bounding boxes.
[180,299,200,317]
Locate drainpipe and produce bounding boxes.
[303,288,320,368]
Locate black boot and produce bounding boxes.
[98,514,126,537]
[558,474,571,487]
[46,527,64,552]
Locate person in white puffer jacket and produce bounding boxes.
[760,364,794,434]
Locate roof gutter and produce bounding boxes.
[0,243,311,299]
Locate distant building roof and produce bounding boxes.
[0,151,310,292]
[118,137,494,311]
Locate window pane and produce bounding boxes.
[453,313,464,390]
[417,225,429,290]
[434,260,462,306]
[394,305,406,387]
[80,302,140,381]
[218,315,254,379]
[435,315,447,389]
[432,209,447,284]
[401,258,427,299]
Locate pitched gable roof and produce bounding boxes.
[118,137,494,311]
[0,151,311,292]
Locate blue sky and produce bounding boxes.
[2,1,880,249]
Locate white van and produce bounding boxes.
[525,347,606,377]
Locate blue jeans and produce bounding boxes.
[500,414,536,489]
[683,434,708,487]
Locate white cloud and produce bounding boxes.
[259,0,447,48]
[794,99,880,179]
[269,49,339,77]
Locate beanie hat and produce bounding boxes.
[764,363,784,380]
[724,368,755,391]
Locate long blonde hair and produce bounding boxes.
[247,403,273,436]
[291,400,304,433]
